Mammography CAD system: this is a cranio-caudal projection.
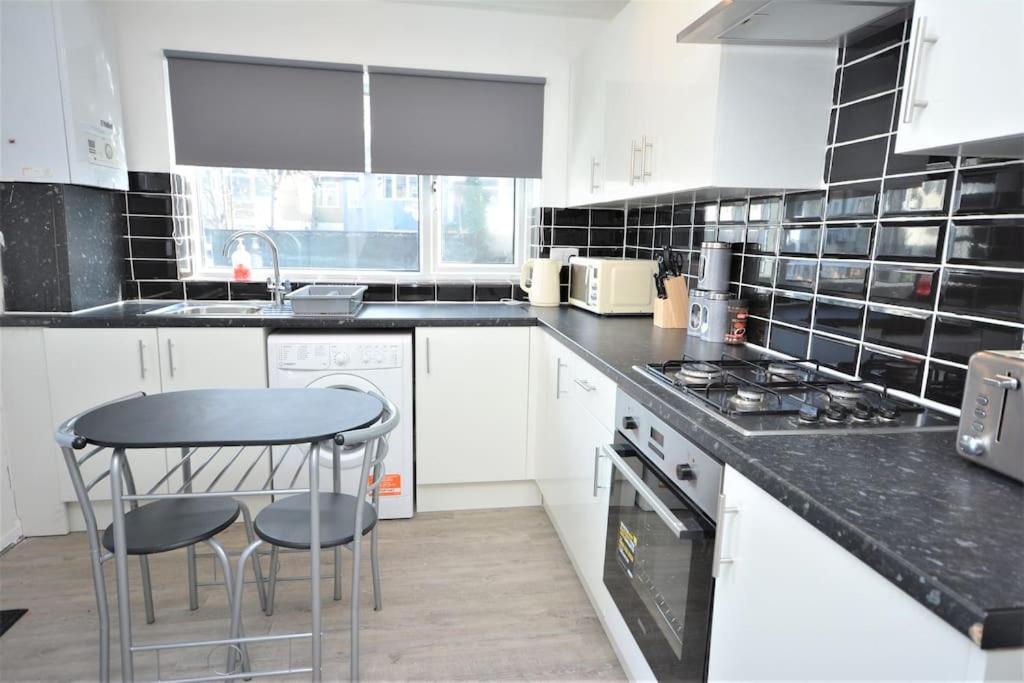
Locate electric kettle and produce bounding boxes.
[520,258,562,307]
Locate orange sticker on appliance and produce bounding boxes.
[369,473,402,497]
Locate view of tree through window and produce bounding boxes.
[183,167,521,275]
[437,176,515,265]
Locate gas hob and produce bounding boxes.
[636,355,959,436]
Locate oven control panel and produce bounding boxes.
[616,391,723,520]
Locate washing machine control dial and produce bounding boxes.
[333,351,350,367]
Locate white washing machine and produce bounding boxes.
[267,331,413,519]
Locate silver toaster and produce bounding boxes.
[957,350,1024,483]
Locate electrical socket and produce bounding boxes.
[548,247,579,265]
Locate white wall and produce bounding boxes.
[102,0,606,206]
[0,329,24,550]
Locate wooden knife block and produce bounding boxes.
[653,276,689,329]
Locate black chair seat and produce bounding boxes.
[254,493,377,550]
[102,497,240,555]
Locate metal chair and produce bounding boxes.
[55,393,264,682]
[230,392,399,682]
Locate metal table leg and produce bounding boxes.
[181,447,200,612]
[310,441,321,683]
[109,449,134,681]
[333,441,342,602]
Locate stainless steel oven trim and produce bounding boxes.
[600,443,687,538]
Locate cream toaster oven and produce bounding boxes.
[568,257,658,315]
[957,349,1023,483]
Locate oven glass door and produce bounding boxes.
[602,441,715,682]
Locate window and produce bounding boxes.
[182,165,532,278]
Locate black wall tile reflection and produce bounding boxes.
[839,50,900,103]
[742,256,776,287]
[932,317,1024,365]
[823,223,872,258]
[773,292,813,327]
[830,137,889,182]
[939,269,1024,323]
[784,192,825,222]
[672,204,693,226]
[875,222,944,262]
[590,228,626,247]
[779,227,820,255]
[814,298,864,338]
[881,173,951,216]
[745,225,778,254]
[776,258,817,292]
[925,363,968,407]
[826,181,879,219]
[861,348,923,394]
[864,306,931,353]
[475,283,513,301]
[818,261,868,299]
[436,283,474,302]
[748,197,781,224]
[552,208,589,227]
[128,171,172,193]
[746,317,769,346]
[770,325,810,357]
[397,283,436,302]
[844,20,905,63]
[870,265,937,309]
[811,335,859,375]
[834,94,894,143]
[590,208,623,227]
[956,164,1024,214]
[947,220,1024,267]
[742,286,773,318]
[186,281,230,300]
[138,280,184,299]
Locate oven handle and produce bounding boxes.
[600,443,688,539]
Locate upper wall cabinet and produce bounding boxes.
[894,0,1024,157]
[566,0,836,206]
[0,0,128,190]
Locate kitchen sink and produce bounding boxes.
[144,301,288,317]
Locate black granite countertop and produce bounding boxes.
[2,301,1021,648]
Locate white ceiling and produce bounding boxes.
[385,0,629,20]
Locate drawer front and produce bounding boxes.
[569,354,616,427]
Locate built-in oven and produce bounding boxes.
[602,392,724,682]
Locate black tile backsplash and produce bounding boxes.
[947,220,1024,267]
[939,269,1024,323]
[931,316,1024,366]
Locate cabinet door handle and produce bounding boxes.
[641,135,653,181]
[425,337,431,374]
[901,16,938,124]
[589,158,601,193]
[574,378,596,393]
[166,338,177,378]
[629,140,643,185]
[712,493,740,578]
[138,339,147,379]
[555,358,568,397]
[592,446,608,497]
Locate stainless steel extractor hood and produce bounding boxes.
[677,0,910,46]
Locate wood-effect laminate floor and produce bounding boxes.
[0,507,624,682]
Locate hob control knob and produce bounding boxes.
[676,464,695,481]
[622,417,638,431]
[959,434,986,457]
[334,352,350,366]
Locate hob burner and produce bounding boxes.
[675,362,723,384]
[766,361,804,379]
[729,387,768,412]
[827,384,865,403]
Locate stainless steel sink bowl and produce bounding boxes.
[144,301,287,317]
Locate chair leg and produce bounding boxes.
[139,556,156,624]
[238,502,268,614]
[265,546,280,616]
[371,526,382,611]
[350,536,362,682]
[230,540,263,677]
[89,536,110,683]
[333,547,343,601]
[207,538,250,675]
[186,545,199,611]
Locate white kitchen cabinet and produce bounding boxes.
[44,329,165,503]
[0,0,128,189]
[415,327,530,485]
[565,0,835,206]
[894,0,1024,157]
[157,328,268,498]
[708,465,1022,681]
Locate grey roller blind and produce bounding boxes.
[368,67,545,178]
[166,52,366,172]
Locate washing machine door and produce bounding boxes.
[306,374,385,473]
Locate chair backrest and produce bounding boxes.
[339,391,399,525]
